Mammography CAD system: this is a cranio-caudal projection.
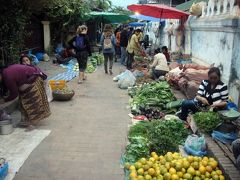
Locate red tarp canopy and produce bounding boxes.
[127,4,190,19]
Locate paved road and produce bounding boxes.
[14,63,129,180]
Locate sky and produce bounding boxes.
[111,0,139,8]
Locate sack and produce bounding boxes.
[190,3,202,16]
[75,35,86,50]
[103,36,113,50]
[117,70,136,89]
[184,134,207,156]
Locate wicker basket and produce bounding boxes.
[52,90,75,101]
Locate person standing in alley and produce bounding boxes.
[126,29,142,70]
[114,27,121,62]
[100,24,116,75]
[68,25,92,84]
[120,25,128,66]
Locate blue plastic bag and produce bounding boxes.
[212,130,238,144]
[227,102,238,111]
[184,135,207,156]
[28,51,39,65]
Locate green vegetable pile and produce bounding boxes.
[86,63,96,73]
[89,53,104,67]
[124,119,189,163]
[86,53,104,73]
[194,111,223,133]
[130,81,176,115]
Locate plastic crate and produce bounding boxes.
[49,80,66,91]
[0,162,8,180]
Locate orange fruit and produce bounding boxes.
[137,168,144,175]
[177,172,183,178]
[187,167,196,176]
[148,168,156,176]
[169,167,177,175]
[183,173,192,180]
[219,175,225,180]
[183,161,190,169]
[187,156,194,163]
[206,166,213,173]
[209,161,218,169]
[163,172,171,180]
[171,174,179,180]
[199,166,206,174]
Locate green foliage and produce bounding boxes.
[0,0,31,65]
[194,111,223,133]
[0,0,91,65]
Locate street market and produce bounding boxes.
[0,0,240,180]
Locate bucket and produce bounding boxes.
[0,119,13,135]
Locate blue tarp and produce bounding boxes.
[128,22,146,27]
[130,14,164,22]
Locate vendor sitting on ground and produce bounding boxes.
[232,139,240,168]
[20,54,31,65]
[0,64,51,129]
[149,48,169,80]
[178,67,228,121]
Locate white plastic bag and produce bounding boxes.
[117,70,136,89]
[45,81,53,102]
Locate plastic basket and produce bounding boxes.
[49,80,66,91]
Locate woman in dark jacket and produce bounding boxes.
[68,25,92,84]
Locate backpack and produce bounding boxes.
[75,35,86,50]
[103,35,113,50]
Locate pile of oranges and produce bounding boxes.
[125,152,225,180]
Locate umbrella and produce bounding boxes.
[127,4,190,19]
[129,14,164,22]
[88,11,130,23]
[128,22,146,27]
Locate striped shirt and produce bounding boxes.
[197,80,228,105]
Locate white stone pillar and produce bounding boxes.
[41,21,50,52]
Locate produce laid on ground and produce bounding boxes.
[73,53,104,74]
[124,151,225,180]
[123,119,189,164]
[52,87,74,101]
[89,53,104,67]
[135,76,154,85]
[194,112,223,133]
[129,82,176,117]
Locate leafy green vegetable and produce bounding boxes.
[124,119,189,163]
[130,81,175,111]
[128,121,151,139]
[194,111,223,133]
[148,119,189,155]
[124,136,150,163]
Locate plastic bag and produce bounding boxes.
[190,3,202,16]
[212,130,238,144]
[133,70,144,78]
[45,81,53,102]
[117,70,136,89]
[184,134,207,156]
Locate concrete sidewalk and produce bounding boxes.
[14,63,129,180]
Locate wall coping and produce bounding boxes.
[186,16,240,33]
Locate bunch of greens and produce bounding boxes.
[124,136,150,163]
[148,119,189,155]
[128,121,151,139]
[124,119,189,163]
[131,82,175,109]
[194,111,223,133]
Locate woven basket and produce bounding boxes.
[52,90,75,101]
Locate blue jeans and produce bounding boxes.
[180,99,199,121]
[120,47,127,65]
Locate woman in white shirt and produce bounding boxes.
[150,49,169,80]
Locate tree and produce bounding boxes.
[88,0,112,11]
[111,6,132,15]
[0,0,90,65]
